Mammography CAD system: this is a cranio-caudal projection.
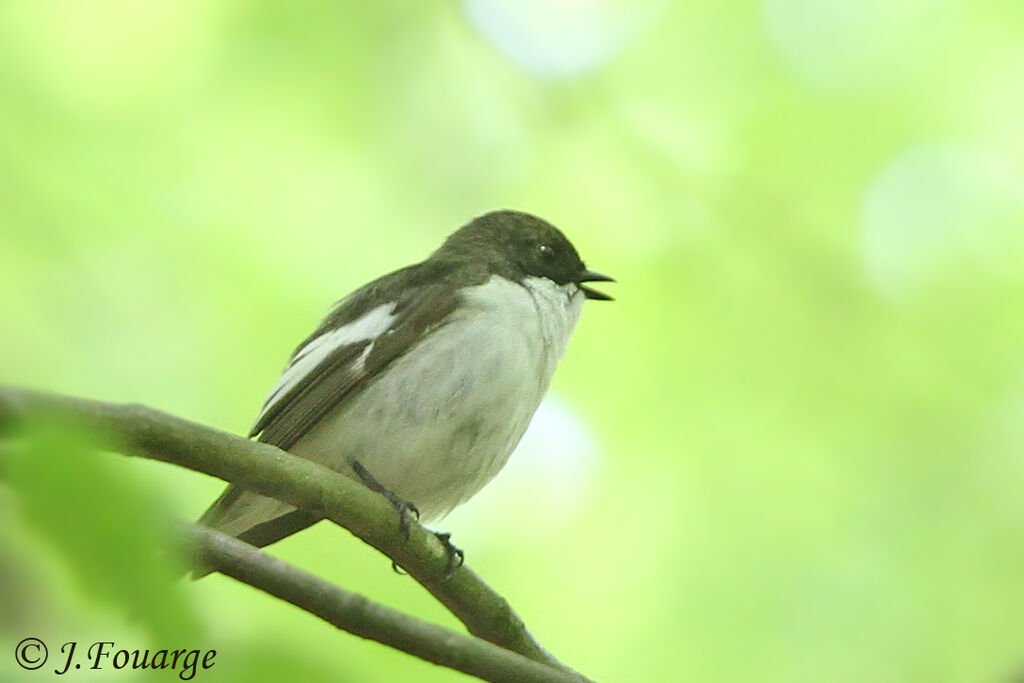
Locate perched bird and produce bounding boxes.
[197,210,612,573]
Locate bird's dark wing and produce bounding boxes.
[193,260,474,565]
[250,263,465,451]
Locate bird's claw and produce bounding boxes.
[351,460,459,577]
[434,531,464,580]
[389,528,463,578]
[395,499,420,540]
[351,459,421,540]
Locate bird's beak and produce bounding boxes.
[578,270,615,301]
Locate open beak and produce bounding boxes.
[577,270,615,301]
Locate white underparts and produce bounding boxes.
[292,274,586,521]
[230,275,586,533]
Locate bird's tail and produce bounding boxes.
[191,485,320,579]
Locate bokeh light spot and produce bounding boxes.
[764,0,956,92]
[461,0,666,77]
[445,396,600,538]
[861,144,1024,299]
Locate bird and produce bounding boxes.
[196,209,613,575]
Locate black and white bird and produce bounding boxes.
[197,210,612,569]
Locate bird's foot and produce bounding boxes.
[350,460,461,578]
[351,459,419,539]
[393,498,420,540]
[433,531,464,580]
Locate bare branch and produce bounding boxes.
[188,524,584,683]
[0,386,590,681]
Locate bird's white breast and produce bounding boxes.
[292,274,585,520]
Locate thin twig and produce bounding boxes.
[0,386,590,681]
[188,524,584,683]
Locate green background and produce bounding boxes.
[3,1,1024,681]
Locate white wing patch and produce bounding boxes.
[258,303,398,420]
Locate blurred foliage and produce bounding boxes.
[2,0,1024,682]
[2,418,197,637]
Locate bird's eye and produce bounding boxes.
[538,244,554,258]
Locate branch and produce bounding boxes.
[188,524,584,683]
[0,386,589,681]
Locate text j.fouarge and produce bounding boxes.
[55,641,216,680]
